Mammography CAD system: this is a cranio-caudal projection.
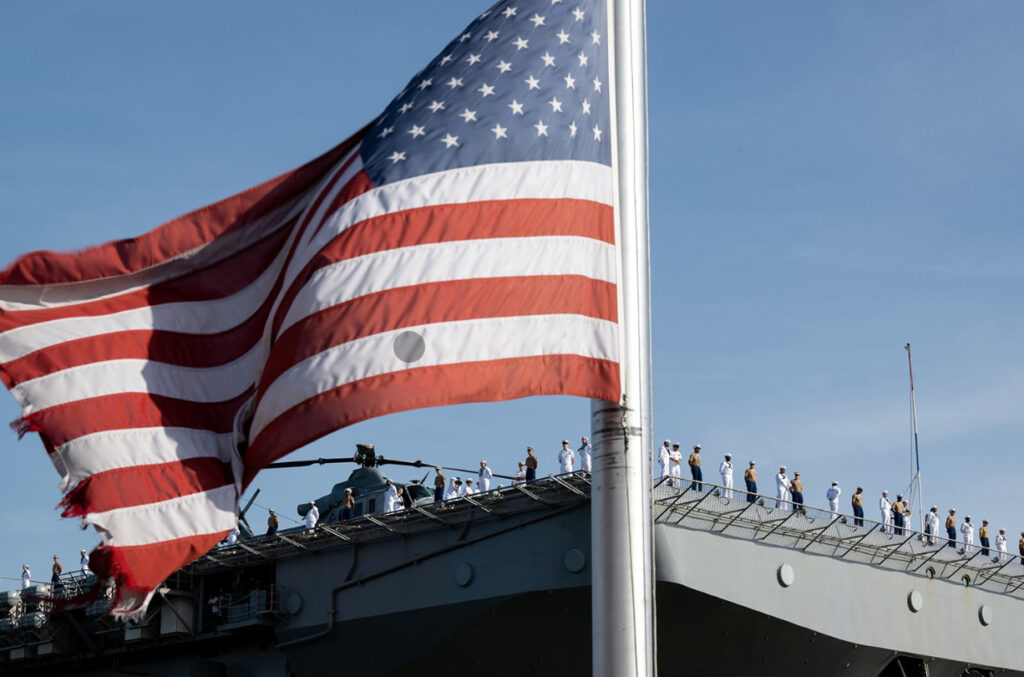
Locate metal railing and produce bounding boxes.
[653,478,1024,598]
[193,472,593,573]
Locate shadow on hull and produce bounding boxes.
[282,583,1007,677]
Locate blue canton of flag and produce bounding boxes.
[361,0,610,186]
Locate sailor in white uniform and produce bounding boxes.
[455,478,465,496]
[719,454,734,499]
[303,501,320,531]
[225,525,240,546]
[80,550,91,575]
[961,516,975,554]
[478,461,493,492]
[513,462,527,484]
[578,437,593,473]
[383,480,399,513]
[558,440,575,474]
[996,529,1008,562]
[21,565,31,590]
[879,491,892,533]
[464,478,477,495]
[668,444,683,486]
[445,477,459,500]
[825,482,841,518]
[924,506,940,545]
[775,467,791,510]
[657,440,672,485]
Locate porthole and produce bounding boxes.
[925,567,936,579]
[961,575,971,587]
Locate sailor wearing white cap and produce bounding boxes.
[657,440,672,485]
[688,445,704,491]
[478,461,493,492]
[743,461,758,503]
[578,437,593,474]
[558,440,575,474]
[445,477,459,500]
[303,501,320,531]
[775,467,790,510]
[668,444,683,486]
[945,509,957,547]
[924,506,940,545]
[719,454,734,499]
[879,491,892,533]
[825,482,841,518]
[80,549,91,575]
[21,565,30,591]
[995,528,1008,562]
[960,516,975,555]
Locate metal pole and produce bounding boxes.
[905,343,924,532]
[591,0,653,675]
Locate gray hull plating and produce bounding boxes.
[4,477,1022,676]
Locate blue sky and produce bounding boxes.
[1,1,1022,582]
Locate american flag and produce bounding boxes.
[0,0,618,617]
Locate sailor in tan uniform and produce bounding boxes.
[688,445,703,491]
[743,461,757,503]
[979,520,991,556]
[851,488,864,526]
[945,510,957,548]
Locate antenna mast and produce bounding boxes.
[905,343,924,531]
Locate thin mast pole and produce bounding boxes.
[905,343,924,531]
[591,0,653,675]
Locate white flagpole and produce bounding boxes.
[591,0,654,675]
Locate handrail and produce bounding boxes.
[653,478,1024,600]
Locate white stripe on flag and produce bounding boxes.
[251,313,618,438]
[0,246,289,363]
[280,236,616,333]
[88,483,238,548]
[54,428,236,491]
[13,345,263,412]
[0,194,310,312]
[282,159,613,289]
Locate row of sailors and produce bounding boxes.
[428,440,595,503]
[656,441,1024,562]
[16,552,92,590]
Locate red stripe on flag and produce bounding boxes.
[268,168,375,338]
[269,197,613,339]
[1,296,274,387]
[90,532,227,603]
[0,131,367,286]
[61,458,234,517]
[0,224,292,332]
[259,275,617,393]
[243,354,620,485]
[29,390,251,448]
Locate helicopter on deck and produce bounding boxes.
[232,444,503,540]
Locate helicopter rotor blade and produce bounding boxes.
[240,488,261,517]
[264,454,516,480]
[265,457,357,469]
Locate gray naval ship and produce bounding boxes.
[1,445,1022,677]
